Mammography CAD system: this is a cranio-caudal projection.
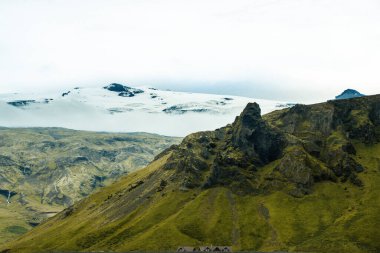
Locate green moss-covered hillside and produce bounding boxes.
[2,95,380,253]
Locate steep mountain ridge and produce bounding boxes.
[161,98,371,197]
[3,95,380,253]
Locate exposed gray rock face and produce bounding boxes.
[231,102,287,164]
[103,83,144,97]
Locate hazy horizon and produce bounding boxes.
[1,0,379,103]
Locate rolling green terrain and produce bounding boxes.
[2,95,380,252]
[0,128,180,244]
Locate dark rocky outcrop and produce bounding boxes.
[7,100,36,107]
[61,91,71,97]
[370,101,380,125]
[103,83,144,97]
[275,147,335,186]
[7,99,52,107]
[231,102,287,164]
[163,105,211,114]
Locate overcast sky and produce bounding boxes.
[0,0,379,102]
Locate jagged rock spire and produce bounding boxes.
[232,103,286,164]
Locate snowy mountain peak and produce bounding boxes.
[335,89,365,100]
[0,84,284,136]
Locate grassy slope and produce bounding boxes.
[0,127,180,245]
[3,142,380,253]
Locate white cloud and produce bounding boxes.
[0,0,379,101]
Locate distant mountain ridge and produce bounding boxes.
[4,94,380,253]
[0,127,180,244]
[335,89,365,100]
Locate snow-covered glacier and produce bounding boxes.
[0,83,288,136]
